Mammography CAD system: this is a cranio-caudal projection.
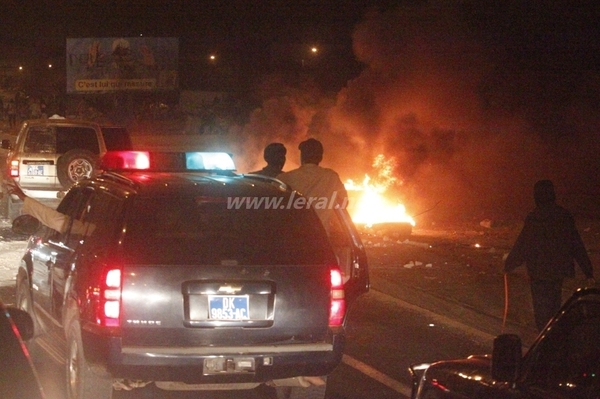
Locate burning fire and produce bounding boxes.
[345,155,416,227]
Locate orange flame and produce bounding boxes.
[345,155,416,227]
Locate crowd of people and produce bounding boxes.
[0,92,63,129]
[0,94,134,129]
[0,90,178,130]
[0,91,242,135]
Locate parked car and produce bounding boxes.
[0,301,46,399]
[409,287,600,399]
[1,117,132,220]
[13,150,369,399]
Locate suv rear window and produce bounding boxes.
[24,126,101,155]
[101,126,133,151]
[24,127,56,153]
[56,126,100,154]
[123,196,336,265]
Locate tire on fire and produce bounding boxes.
[57,149,99,188]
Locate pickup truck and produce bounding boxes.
[13,150,370,399]
[409,287,600,399]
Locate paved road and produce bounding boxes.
[2,264,493,399]
[3,216,598,346]
[364,220,600,347]
[0,226,494,398]
[2,216,598,398]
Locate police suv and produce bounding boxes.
[13,150,369,399]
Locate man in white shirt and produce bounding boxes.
[277,138,348,232]
[7,181,94,236]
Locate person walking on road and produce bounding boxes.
[249,142,287,178]
[504,179,595,331]
[7,100,16,128]
[277,138,348,233]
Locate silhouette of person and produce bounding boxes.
[504,179,595,331]
[277,138,347,232]
[249,142,287,178]
[7,99,16,128]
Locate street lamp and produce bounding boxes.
[301,46,319,67]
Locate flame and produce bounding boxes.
[345,155,416,227]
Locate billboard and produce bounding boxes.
[66,37,179,94]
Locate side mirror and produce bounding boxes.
[491,333,522,382]
[12,215,42,236]
[6,307,34,340]
[1,139,12,150]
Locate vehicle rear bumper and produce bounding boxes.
[20,189,64,201]
[82,332,345,383]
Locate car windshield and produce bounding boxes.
[122,196,336,265]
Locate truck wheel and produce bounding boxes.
[275,377,327,399]
[0,190,8,219]
[57,149,98,188]
[8,196,23,221]
[16,275,35,325]
[16,274,43,358]
[66,321,113,399]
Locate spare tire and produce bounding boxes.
[57,149,98,188]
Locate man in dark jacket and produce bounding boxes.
[249,142,287,178]
[504,179,595,331]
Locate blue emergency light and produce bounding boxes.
[101,151,236,172]
[186,152,235,170]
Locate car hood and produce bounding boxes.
[420,355,512,398]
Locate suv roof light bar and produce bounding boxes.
[101,151,236,172]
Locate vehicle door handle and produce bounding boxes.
[352,259,361,278]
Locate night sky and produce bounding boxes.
[3,1,600,221]
[1,0,396,90]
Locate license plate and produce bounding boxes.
[208,295,249,320]
[27,165,45,176]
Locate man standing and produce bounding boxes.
[7,99,16,128]
[504,179,595,331]
[249,143,287,178]
[277,138,347,232]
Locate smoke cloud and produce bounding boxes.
[236,2,600,223]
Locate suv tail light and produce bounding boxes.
[329,268,346,326]
[96,268,122,327]
[9,159,19,178]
